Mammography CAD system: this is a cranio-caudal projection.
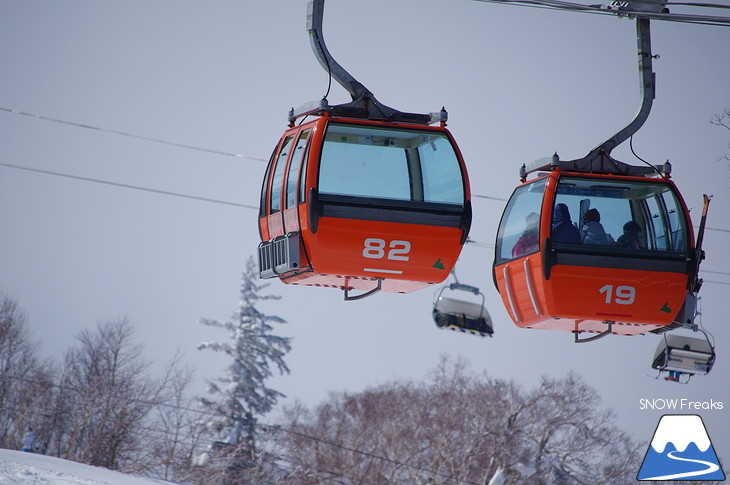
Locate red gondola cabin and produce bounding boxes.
[259,114,471,296]
[493,165,700,338]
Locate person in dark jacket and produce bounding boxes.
[615,220,643,249]
[551,203,581,244]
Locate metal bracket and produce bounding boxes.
[520,151,670,180]
[573,321,614,343]
[448,282,481,295]
[601,0,669,16]
[257,232,302,279]
[343,279,382,301]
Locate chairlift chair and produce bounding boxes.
[652,332,715,378]
[433,283,493,337]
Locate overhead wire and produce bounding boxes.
[4,159,730,285]
[3,158,727,235]
[6,106,729,231]
[0,106,266,162]
[473,193,508,201]
[2,107,729,281]
[470,0,730,26]
[269,425,480,485]
[664,0,730,8]
[0,161,257,209]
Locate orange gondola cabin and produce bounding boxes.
[493,157,701,339]
[492,13,710,340]
[258,113,471,297]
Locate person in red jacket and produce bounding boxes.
[512,212,540,258]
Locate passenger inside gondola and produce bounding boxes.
[550,177,690,253]
[551,203,581,244]
[580,208,611,245]
[615,220,643,249]
[512,212,540,257]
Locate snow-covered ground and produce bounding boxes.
[0,449,171,485]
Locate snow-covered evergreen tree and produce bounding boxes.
[197,256,291,482]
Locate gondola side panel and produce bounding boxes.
[306,217,462,284]
[494,254,550,328]
[546,265,689,326]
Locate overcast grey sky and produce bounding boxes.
[2,0,729,466]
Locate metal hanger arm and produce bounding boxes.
[307,0,369,102]
[520,13,664,177]
[300,0,442,124]
[591,17,655,156]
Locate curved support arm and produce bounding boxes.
[591,17,655,156]
[522,16,660,176]
[307,0,369,102]
[303,0,439,124]
[307,0,401,120]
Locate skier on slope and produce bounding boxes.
[21,426,40,453]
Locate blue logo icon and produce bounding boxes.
[637,414,726,481]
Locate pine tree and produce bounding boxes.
[198,256,291,483]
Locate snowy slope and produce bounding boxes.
[0,449,171,485]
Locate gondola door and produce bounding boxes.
[281,127,313,236]
[259,121,317,279]
[260,133,287,237]
[493,175,550,328]
[262,126,314,237]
